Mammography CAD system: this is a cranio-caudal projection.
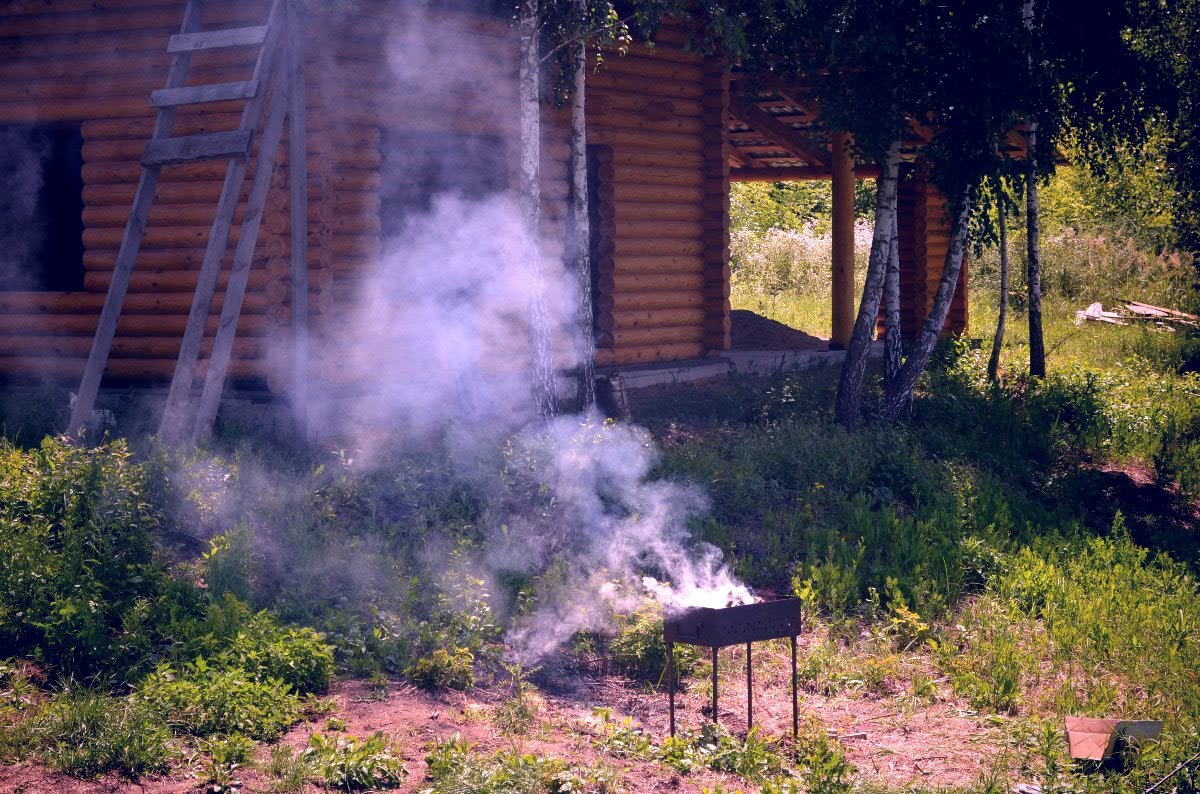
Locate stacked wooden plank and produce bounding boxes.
[586,29,726,366]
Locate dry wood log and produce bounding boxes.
[598,219,704,239]
[598,203,704,224]
[0,356,266,382]
[589,54,703,84]
[0,334,267,360]
[83,268,279,293]
[0,291,270,315]
[587,126,703,153]
[593,146,704,169]
[586,88,704,118]
[621,41,703,65]
[82,225,275,250]
[597,325,705,347]
[0,3,264,40]
[0,313,271,337]
[593,342,706,366]
[586,71,704,101]
[598,272,706,293]
[83,247,331,271]
[598,237,705,257]
[598,182,704,204]
[82,180,330,207]
[599,163,705,187]
[82,203,328,228]
[597,255,705,274]
[596,291,706,313]
[588,109,705,136]
[595,308,706,331]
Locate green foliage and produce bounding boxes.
[607,601,701,684]
[405,646,474,691]
[594,709,803,785]
[266,743,313,793]
[137,658,301,740]
[201,733,255,794]
[303,731,407,791]
[18,687,172,779]
[425,735,618,794]
[230,611,335,695]
[0,437,173,680]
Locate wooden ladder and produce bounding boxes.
[66,0,309,445]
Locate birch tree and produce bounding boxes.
[883,204,902,386]
[987,181,1010,383]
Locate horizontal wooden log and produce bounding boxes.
[594,342,706,367]
[0,334,266,360]
[82,247,330,271]
[586,71,704,101]
[0,312,271,338]
[598,324,705,347]
[588,108,705,136]
[599,163,705,187]
[586,88,704,118]
[82,202,329,228]
[597,291,706,313]
[598,182,704,204]
[597,255,705,275]
[82,224,274,250]
[0,291,269,315]
[598,272,705,293]
[598,219,704,240]
[596,308,706,331]
[0,356,266,382]
[599,237,705,257]
[598,203,705,224]
[594,146,704,169]
[591,54,704,84]
[0,3,263,40]
[81,268,323,294]
[588,126,703,152]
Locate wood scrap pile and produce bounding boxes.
[1075,300,1198,330]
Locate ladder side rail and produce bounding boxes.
[158,0,287,444]
[286,2,309,436]
[193,73,289,442]
[66,0,206,436]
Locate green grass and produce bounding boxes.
[732,290,833,339]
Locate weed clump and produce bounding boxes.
[18,687,173,779]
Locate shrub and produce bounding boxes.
[137,658,301,740]
[231,612,335,695]
[424,736,572,794]
[201,733,255,794]
[405,646,474,690]
[304,731,407,790]
[22,688,172,779]
[608,602,701,684]
[0,438,172,680]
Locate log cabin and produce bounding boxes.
[0,0,968,407]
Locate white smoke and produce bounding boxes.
[302,2,750,659]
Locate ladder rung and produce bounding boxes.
[168,25,269,53]
[150,80,259,108]
[142,129,253,166]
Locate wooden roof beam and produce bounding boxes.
[730,98,830,167]
[731,164,881,181]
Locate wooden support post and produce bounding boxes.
[830,130,855,349]
[286,2,309,435]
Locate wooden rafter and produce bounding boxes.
[730,98,830,167]
[731,164,880,181]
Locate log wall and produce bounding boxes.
[889,163,969,338]
[584,28,727,367]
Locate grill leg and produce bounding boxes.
[790,634,798,740]
[711,644,718,726]
[667,641,675,738]
[746,642,753,732]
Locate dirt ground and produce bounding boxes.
[0,636,1004,793]
[730,310,828,351]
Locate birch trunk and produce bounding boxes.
[1024,0,1046,379]
[987,190,1008,382]
[570,11,596,411]
[878,190,973,421]
[519,0,559,417]
[1026,129,1046,378]
[834,142,900,427]
[883,208,902,386]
